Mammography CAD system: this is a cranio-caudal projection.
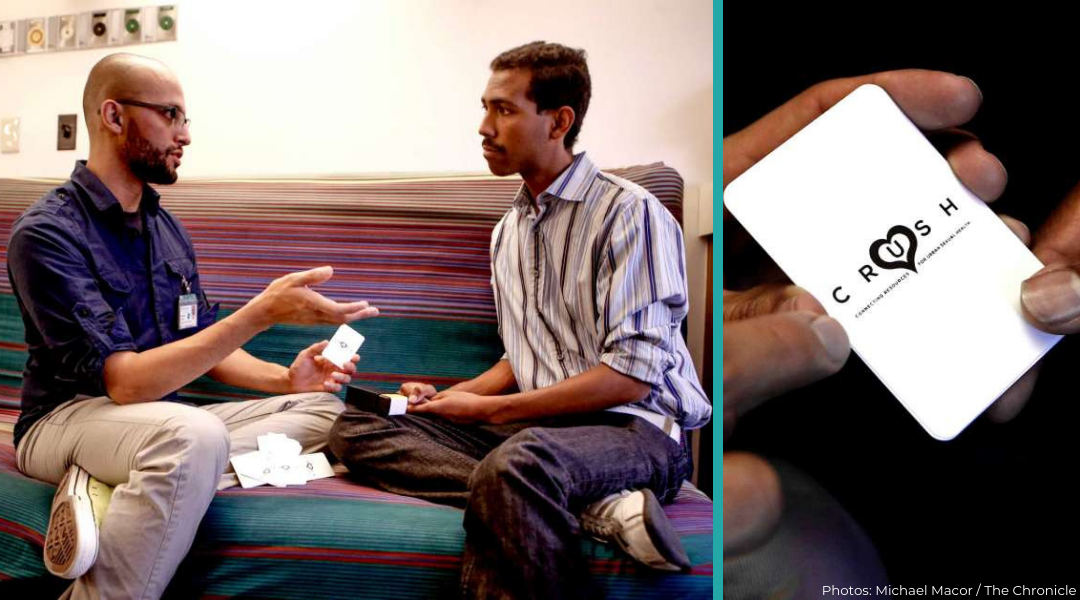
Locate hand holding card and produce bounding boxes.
[724,80,1060,440]
[322,324,365,369]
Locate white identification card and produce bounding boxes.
[724,84,1062,440]
[177,293,198,330]
[321,324,366,369]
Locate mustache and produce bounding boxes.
[481,139,504,153]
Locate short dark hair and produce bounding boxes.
[490,41,591,149]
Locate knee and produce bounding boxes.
[305,392,346,417]
[469,430,558,494]
[166,410,230,464]
[327,408,392,460]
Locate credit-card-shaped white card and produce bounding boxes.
[322,324,365,369]
[724,84,1062,440]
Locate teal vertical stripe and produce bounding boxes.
[715,0,724,597]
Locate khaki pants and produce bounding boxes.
[16,392,345,600]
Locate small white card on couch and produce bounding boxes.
[723,84,1062,440]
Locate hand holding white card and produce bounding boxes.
[724,84,1062,440]
[321,324,365,369]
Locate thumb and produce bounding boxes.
[1020,264,1080,333]
[291,266,334,287]
[306,340,330,355]
[723,285,826,322]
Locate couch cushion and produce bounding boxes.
[0,164,711,597]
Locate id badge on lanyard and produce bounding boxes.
[177,275,198,330]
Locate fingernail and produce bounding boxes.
[1022,268,1080,324]
[810,315,849,364]
[960,75,982,104]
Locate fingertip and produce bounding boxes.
[958,75,982,106]
[998,215,1030,247]
[723,452,783,555]
[808,314,850,367]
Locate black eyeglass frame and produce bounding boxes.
[113,99,191,129]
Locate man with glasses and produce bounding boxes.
[7,53,378,599]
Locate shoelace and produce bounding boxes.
[581,491,632,539]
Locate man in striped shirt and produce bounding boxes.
[330,41,711,598]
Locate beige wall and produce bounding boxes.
[0,0,713,371]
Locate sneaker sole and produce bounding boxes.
[43,467,99,579]
[638,488,691,571]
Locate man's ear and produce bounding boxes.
[550,106,576,142]
[101,101,123,134]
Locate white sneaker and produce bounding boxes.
[43,464,113,579]
[580,488,691,571]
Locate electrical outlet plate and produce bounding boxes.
[50,15,78,51]
[24,17,48,53]
[58,115,77,151]
[0,20,17,55]
[81,10,112,48]
[154,5,178,42]
[1,118,21,154]
[121,8,144,44]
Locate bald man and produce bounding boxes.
[7,54,378,599]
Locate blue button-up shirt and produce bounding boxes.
[7,161,217,446]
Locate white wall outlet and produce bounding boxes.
[0,21,18,55]
[106,9,127,45]
[51,15,78,51]
[1,118,21,154]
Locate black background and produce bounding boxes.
[724,11,1080,582]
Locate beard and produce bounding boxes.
[121,121,178,185]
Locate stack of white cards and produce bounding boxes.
[230,432,335,488]
[724,84,1062,440]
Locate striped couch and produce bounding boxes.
[0,165,714,598]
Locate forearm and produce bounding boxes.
[487,364,650,424]
[103,302,271,403]
[207,348,289,394]
[449,359,518,395]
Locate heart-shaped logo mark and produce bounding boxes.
[869,225,918,273]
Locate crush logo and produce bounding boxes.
[869,225,920,274]
[832,198,960,305]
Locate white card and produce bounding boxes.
[296,452,335,481]
[231,450,273,489]
[724,84,1062,440]
[321,324,365,369]
[384,393,408,416]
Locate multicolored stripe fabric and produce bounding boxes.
[0,164,711,597]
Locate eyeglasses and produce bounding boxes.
[114,99,191,129]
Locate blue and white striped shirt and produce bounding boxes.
[490,152,711,429]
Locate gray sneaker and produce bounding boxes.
[580,488,691,571]
[43,464,113,579]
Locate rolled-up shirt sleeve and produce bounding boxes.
[595,197,689,387]
[8,221,136,395]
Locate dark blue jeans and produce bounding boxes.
[328,409,690,599]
